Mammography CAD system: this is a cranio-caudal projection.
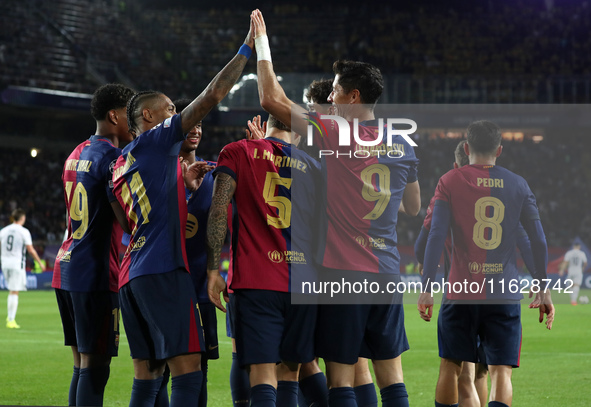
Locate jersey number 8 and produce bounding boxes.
[473,196,505,250]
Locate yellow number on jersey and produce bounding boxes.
[361,164,391,220]
[473,196,505,250]
[120,172,152,235]
[65,181,89,239]
[263,172,292,229]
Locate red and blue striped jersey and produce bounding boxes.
[424,164,545,300]
[314,118,419,274]
[52,136,122,292]
[185,158,216,302]
[214,137,321,293]
[112,114,189,287]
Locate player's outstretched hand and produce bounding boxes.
[251,9,267,39]
[207,271,229,313]
[183,160,214,192]
[417,292,434,322]
[245,115,266,140]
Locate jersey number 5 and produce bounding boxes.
[473,196,505,250]
[263,172,292,229]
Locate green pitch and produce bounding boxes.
[0,290,589,406]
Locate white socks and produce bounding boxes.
[7,294,18,321]
[571,285,580,304]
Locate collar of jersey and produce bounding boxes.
[265,136,290,146]
[90,135,115,146]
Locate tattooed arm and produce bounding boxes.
[180,18,255,134]
[206,172,236,312]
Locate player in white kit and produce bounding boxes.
[560,242,588,305]
[0,208,45,328]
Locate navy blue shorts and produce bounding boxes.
[315,301,409,364]
[119,269,205,360]
[437,303,521,367]
[234,289,316,367]
[199,302,219,360]
[225,293,236,339]
[55,289,119,356]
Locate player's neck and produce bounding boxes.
[95,123,119,148]
[469,154,497,166]
[344,106,374,122]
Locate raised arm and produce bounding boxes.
[181,18,255,134]
[251,9,310,136]
[206,172,237,312]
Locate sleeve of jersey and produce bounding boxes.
[154,114,185,151]
[405,146,419,183]
[213,143,240,181]
[520,186,548,280]
[414,226,429,264]
[105,150,121,203]
[516,223,536,278]
[23,229,33,246]
[421,179,451,290]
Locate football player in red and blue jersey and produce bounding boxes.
[417,121,555,407]
[251,10,419,407]
[414,139,538,407]
[112,21,254,407]
[206,114,322,407]
[53,83,134,406]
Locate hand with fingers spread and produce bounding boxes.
[245,115,267,140]
[184,160,214,192]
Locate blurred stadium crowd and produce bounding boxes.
[2,0,591,96]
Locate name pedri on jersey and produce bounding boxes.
[113,114,189,287]
[52,136,122,292]
[214,137,320,293]
[430,164,542,301]
[312,117,419,274]
[185,158,216,302]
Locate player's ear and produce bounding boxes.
[142,108,152,122]
[107,109,118,125]
[495,145,503,157]
[463,142,470,156]
[350,89,361,104]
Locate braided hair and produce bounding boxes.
[126,90,163,137]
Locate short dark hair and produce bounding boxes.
[91,84,135,121]
[173,98,192,113]
[466,120,502,155]
[454,140,469,167]
[332,60,383,105]
[126,91,164,137]
[267,114,291,132]
[10,208,25,222]
[306,79,333,105]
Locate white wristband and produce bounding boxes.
[255,35,272,62]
